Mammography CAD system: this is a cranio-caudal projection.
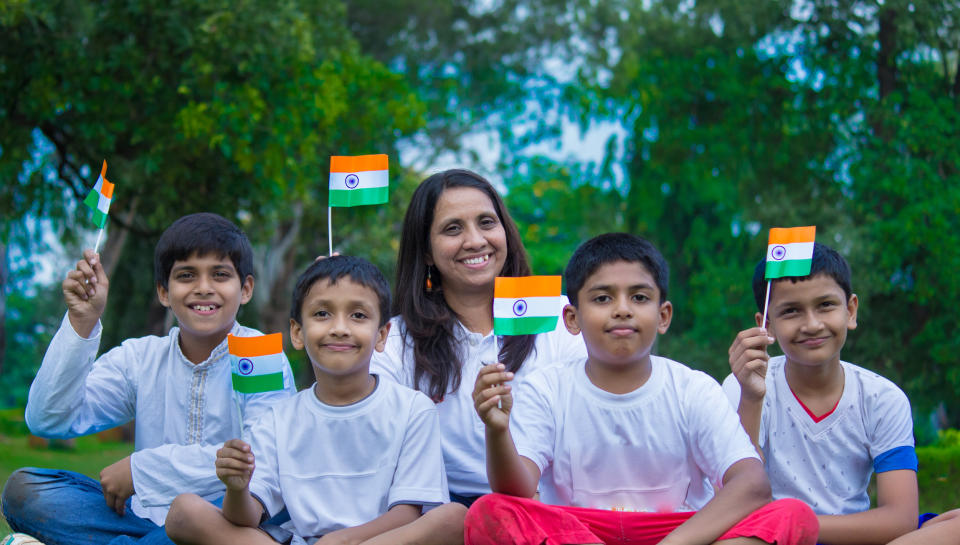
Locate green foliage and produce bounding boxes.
[918,441,960,513]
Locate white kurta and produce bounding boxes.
[25,314,297,525]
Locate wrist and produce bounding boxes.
[67,311,99,339]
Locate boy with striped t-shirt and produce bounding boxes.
[724,242,960,544]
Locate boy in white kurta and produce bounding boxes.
[468,233,819,545]
[1,213,296,545]
[165,255,447,545]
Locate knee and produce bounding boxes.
[165,494,209,544]
[1,468,45,520]
[465,493,518,525]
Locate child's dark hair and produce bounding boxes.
[564,233,669,306]
[154,213,254,289]
[751,242,853,311]
[290,255,391,327]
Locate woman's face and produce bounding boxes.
[427,186,509,296]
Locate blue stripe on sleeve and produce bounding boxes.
[874,445,918,473]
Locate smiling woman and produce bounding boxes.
[364,169,586,545]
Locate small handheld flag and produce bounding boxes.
[327,154,389,254]
[228,333,286,394]
[761,226,816,327]
[329,155,389,208]
[765,226,816,279]
[82,160,113,229]
[493,276,563,336]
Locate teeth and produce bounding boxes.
[193,304,216,312]
[463,255,488,265]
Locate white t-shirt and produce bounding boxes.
[248,378,447,540]
[371,313,586,496]
[513,356,759,512]
[25,314,297,525]
[721,355,916,515]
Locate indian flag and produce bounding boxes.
[228,333,286,394]
[82,160,113,228]
[493,276,563,336]
[765,226,816,279]
[329,154,389,207]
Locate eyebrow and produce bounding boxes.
[587,283,656,292]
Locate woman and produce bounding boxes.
[365,169,585,545]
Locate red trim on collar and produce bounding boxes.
[790,387,840,423]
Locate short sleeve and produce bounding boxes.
[866,381,916,472]
[511,369,558,473]
[686,373,760,487]
[388,394,448,508]
[246,409,284,518]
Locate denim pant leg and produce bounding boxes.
[1,467,159,545]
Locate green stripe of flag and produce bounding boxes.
[765,259,813,279]
[232,372,284,394]
[329,186,388,207]
[90,209,108,229]
[493,316,557,336]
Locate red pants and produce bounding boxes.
[464,494,818,545]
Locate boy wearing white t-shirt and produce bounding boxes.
[467,233,818,545]
[165,256,447,545]
[724,242,960,545]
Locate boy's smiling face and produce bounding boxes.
[157,252,252,353]
[563,260,672,371]
[762,273,858,369]
[290,278,389,379]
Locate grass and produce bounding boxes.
[0,409,134,536]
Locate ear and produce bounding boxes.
[157,284,170,308]
[562,304,581,335]
[846,293,859,330]
[657,300,673,334]
[425,254,434,267]
[374,321,391,353]
[754,311,766,329]
[240,275,254,305]
[289,318,304,350]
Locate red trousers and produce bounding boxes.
[464,494,818,545]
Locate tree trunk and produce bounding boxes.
[252,203,303,357]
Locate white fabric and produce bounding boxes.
[25,313,297,525]
[721,355,915,515]
[493,296,565,318]
[370,309,586,495]
[513,356,760,512]
[247,379,447,540]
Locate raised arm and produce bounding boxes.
[727,326,774,454]
[472,363,540,498]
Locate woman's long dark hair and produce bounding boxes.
[394,169,537,401]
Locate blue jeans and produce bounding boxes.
[2,467,176,545]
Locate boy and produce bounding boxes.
[1,213,297,545]
[467,233,818,545]
[164,255,447,545]
[723,242,960,545]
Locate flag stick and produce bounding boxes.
[93,227,105,254]
[328,206,333,256]
[761,280,772,329]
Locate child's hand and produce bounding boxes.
[216,439,255,492]
[62,249,109,338]
[728,327,774,402]
[100,455,134,516]
[472,363,514,432]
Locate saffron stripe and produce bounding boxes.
[231,372,285,394]
[767,226,816,245]
[228,333,283,358]
[330,154,389,173]
[494,276,562,299]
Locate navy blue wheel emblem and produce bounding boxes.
[771,245,787,261]
[345,173,360,189]
[238,358,254,375]
[512,299,528,316]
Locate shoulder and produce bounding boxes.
[656,356,721,391]
[232,323,265,337]
[843,361,909,403]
